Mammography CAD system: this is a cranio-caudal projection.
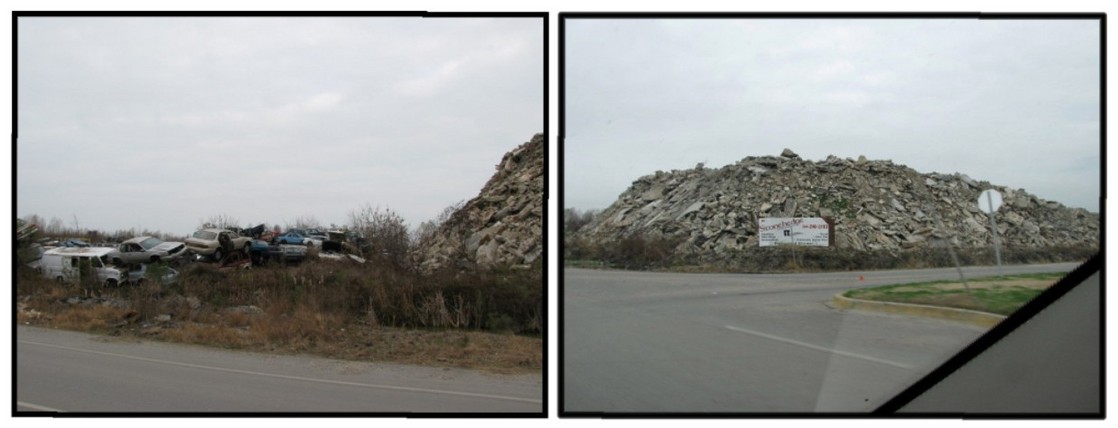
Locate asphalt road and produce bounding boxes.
[563,262,1080,413]
[15,326,542,413]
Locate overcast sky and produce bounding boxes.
[17,16,542,236]
[564,18,1101,214]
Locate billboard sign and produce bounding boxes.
[758,217,830,247]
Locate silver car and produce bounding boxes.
[125,264,179,286]
[108,236,188,265]
[185,228,252,261]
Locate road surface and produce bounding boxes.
[16,326,542,413]
[563,263,1080,413]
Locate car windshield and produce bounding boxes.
[193,230,218,240]
[139,237,163,250]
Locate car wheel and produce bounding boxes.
[112,258,123,266]
[213,248,223,261]
[105,279,118,287]
[151,256,161,263]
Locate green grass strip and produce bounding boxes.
[843,272,1064,316]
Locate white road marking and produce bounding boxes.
[18,401,65,412]
[723,325,913,369]
[19,340,541,404]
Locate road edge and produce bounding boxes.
[832,293,1007,328]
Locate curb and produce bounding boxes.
[832,293,1007,328]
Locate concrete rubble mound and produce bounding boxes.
[414,133,544,273]
[574,150,1099,257]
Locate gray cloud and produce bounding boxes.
[565,18,1100,213]
[17,16,542,235]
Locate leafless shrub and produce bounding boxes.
[563,208,597,234]
[413,199,465,245]
[198,214,240,230]
[349,204,413,272]
[288,215,322,230]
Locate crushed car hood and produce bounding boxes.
[153,242,186,252]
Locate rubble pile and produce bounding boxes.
[415,134,544,272]
[575,149,1099,257]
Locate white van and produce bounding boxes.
[40,247,125,287]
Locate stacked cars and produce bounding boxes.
[24,221,367,288]
[185,228,252,262]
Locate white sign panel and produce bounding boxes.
[977,189,1003,214]
[758,217,830,247]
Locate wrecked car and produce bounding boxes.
[22,243,45,272]
[17,219,39,241]
[108,236,188,265]
[250,239,307,265]
[239,224,267,239]
[125,264,179,286]
[185,228,252,261]
[304,228,329,241]
[59,238,91,248]
[274,230,321,247]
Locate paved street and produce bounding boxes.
[16,326,542,414]
[563,263,1079,413]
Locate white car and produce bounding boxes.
[125,264,179,286]
[185,228,252,261]
[108,236,188,265]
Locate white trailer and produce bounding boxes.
[40,247,125,287]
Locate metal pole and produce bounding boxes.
[911,172,969,292]
[986,190,1004,278]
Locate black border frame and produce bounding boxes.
[558,11,1105,419]
[11,10,549,418]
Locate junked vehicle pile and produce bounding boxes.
[19,220,367,288]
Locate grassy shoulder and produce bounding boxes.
[842,272,1065,316]
[15,260,542,374]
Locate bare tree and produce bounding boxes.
[289,215,322,230]
[564,208,597,234]
[23,214,43,229]
[350,204,412,271]
[412,199,465,245]
[46,217,64,235]
[199,214,240,230]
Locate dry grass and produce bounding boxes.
[145,318,541,373]
[15,264,542,373]
[329,328,542,374]
[50,304,133,332]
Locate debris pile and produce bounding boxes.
[414,134,545,272]
[574,149,1099,258]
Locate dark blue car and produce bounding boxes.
[273,231,309,245]
[59,238,91,248]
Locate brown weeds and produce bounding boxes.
[16,259,542,373]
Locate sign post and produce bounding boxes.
[978,189,1004,278]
